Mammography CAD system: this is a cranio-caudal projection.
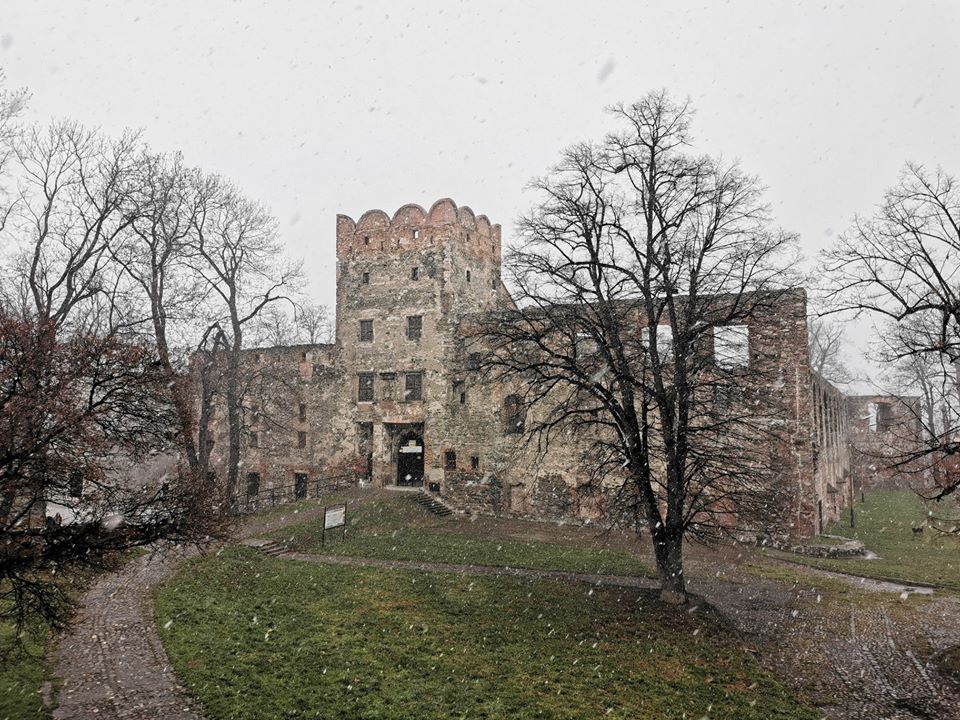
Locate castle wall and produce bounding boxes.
[206,197,864,537]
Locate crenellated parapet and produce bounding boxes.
[336,198,501,261]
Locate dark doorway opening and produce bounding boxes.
[294,473,308,500]
[397,430,424,487]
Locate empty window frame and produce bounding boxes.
[643,324,674,358]
[358,372,375,402]
[411,266,420,280]
[713,325,750,368]
[246,472,260,497]
[407,315,422,341]
[404,371,423,401]
[470,455,480,472]
[877,402,894,432]
[361,271,370,285]
[444,450,457,470]
[359,319,374,342]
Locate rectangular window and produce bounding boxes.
[876,402,894,432]
[358,372,375,402]
[299,402,307,421]
[297,431,307,449]
[249,432,258,449]
[466,270,472,282]
[404,371,423,401]
[470,455,480,472]
[411,266,420,280]
[713,325,750,368]
[445,450,457,470]
[361,271,370,285]
[360,319,374,342]
[407,315,422,341]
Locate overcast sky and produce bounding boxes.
[3,1,959,378]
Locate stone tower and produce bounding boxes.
[334,198,509,487]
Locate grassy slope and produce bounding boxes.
[156,546,817,720]
[263,494,654,577]
[767,490,960,591]
[0,615,50,720]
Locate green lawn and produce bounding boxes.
[0,619,51,720]
[263,494,654,577]
[766,490,960,591]
[156,546,817,720]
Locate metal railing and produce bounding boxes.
[233,472,357,513]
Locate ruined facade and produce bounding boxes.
[846,394,923,492]
[209,198,862,537]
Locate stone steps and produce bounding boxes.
[249,539,287,557]
[414,491,454,517]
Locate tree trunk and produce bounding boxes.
[652,527,687,604]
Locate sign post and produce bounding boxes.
[322,503,347,548]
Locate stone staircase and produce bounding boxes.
[244,538,288,557]
[414,490,454,517]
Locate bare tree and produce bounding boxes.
[191,179,302,504]
[473,92,798,603]
[824,163,960,501]
[0,119,225,636]
[0,73,27,233]
[294,300,333,344]
[808,316,854,385]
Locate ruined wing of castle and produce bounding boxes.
[206,199,918,538]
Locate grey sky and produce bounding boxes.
[3,0,959,366]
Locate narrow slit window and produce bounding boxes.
[297,431,307,449]
[407,315,422,341]
[404,371,423,401]
[360,319,374,342]
[358,373,375,402]
[298,402,307,421]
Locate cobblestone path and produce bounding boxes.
[51,548,204,720]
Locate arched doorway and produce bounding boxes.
[396,430,424,487]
